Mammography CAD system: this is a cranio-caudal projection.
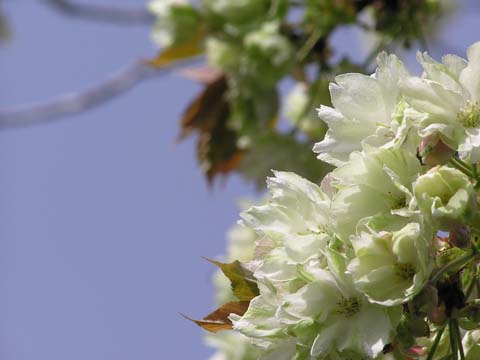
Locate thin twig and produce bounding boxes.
[45,0,155,26]
[0,58,199,129]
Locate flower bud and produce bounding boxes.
[418,134,454,166]
[414,166,476,230]
[428,301,447,324]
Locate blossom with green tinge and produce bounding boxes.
[401,41,480,162]
[201,40,480,360]
[413,165,476,230]
[348,214,433,306]
[331,147,423,243]
[149,0,201,48]
[206,37,242,74]
[241,171,331,263]
[276,249,401,359]
[201,0,272,31]
[242,22,293,88]
[313,53,410,167]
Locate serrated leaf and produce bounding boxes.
[182,301,250,333]
[146,28,205,69]
[205,258,259,301]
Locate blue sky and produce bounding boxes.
[0,1,479,359]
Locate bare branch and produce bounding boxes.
[0,58,199,130]
[45,0,155,26]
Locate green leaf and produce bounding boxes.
[238,131,333,189]
[205,258,259,301]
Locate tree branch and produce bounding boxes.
[45,0,155,26]
[0,59,198,129]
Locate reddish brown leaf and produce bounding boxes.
[176,74,246,183]
[182,301,250,333]
[179,75,228,139]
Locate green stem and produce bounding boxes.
[431,250,478,284]
[296,28,322,62]
[453,319,465,360]
[465,268,478,299]
[472,162,478,179]
[476,276,480,298]
[450,320,458,360]
[427,325,446,360]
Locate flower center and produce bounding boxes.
[335,297,361,317]
[394,262,416,280]
[457,101,480,128]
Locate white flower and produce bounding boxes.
[241,171,332,263]
[401,41,480,162]
[331,147,423,243]
[278,249,400,358]
[313,53,409,167]
[348,214,433,306]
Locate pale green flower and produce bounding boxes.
[232,249,399,359]
[331,147,423,243]
[230,287,291,350]
[413,165,476,230]
[242,22,293,88]
[348,214,433,306]
[206,37,242,73]
[462,330,480,360]
[149,0,200,48]
[278,249,400,359]
[313,53,410,167]
[232,172,336,358]
[201,0,271,29]
[401,41,480,162]
[241,171,331,263]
